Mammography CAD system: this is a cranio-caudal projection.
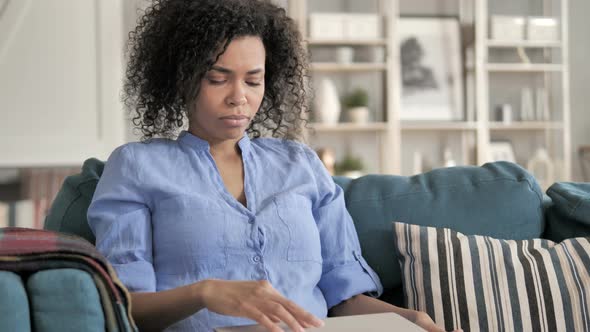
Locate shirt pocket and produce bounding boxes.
[153,195,227,274]
[275,194,322,264]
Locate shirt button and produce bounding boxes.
[248,217,255,224]
[252,255,261,263]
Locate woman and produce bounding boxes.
[88,1,452,331]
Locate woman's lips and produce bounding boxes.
[220,115,249,127]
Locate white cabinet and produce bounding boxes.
[0,0,125,167]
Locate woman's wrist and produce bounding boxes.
[191,278,214,310]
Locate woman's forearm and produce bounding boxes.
[329,295,450,332]
[130,279,324,332]
[328,294,416,320]
[130,280,209,332]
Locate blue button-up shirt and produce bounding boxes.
[88,131,383,332]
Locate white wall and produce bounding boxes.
[0,0,125,167]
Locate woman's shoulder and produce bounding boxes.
[107,138,179,166]
[252,137,314,159]
[114,138,178,156]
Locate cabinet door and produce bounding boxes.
[0,0,124,166]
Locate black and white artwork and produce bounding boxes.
[399,18,463,121]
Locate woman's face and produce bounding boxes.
[189,36,266,144]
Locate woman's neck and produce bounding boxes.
[187,128,241,158]
[209,140,241,159]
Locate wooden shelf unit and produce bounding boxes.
[283,0,571,180]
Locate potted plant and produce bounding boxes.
[342,88,370,124]
[335,154,365,178]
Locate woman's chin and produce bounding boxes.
[219,127,247,140]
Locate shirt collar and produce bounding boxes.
[178,130,252,154]
[237,132,252,154]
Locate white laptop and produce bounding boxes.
[214,312,426,332]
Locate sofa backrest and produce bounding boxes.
[46,159,549,304]
[333,161,546,295]
[44,158,104,244]
[544,181,590,242]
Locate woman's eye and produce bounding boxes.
[247,81,262,87]
[208,78,226,85]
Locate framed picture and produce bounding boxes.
[488,141,516,163]
[398,17,463,121]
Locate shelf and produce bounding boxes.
[290,0,571,179]
[401,121,477,131]
[486,63,563,72]
[486,40,562,48]
[310,122,388,132]
[310,63,387,72]
[489,121,564,130]
[307,39,387,46]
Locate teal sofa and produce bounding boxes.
[2,158,589,331]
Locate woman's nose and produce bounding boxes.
[226,81,247,106]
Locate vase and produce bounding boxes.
[314,78,341,124]
[347,106,369,123]
[527,148,554,189]
[342,170,363,179]
[412,151,423,174]
[520,87,534,121]
[535,87,550,121]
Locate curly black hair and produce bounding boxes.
[124,0,311,141]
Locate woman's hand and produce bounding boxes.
[199,279,324,332]
[412,311,463,332]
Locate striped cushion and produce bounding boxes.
[392,222,590,332]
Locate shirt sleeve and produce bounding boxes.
[304,147,384,309]
[87,145,156,292]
